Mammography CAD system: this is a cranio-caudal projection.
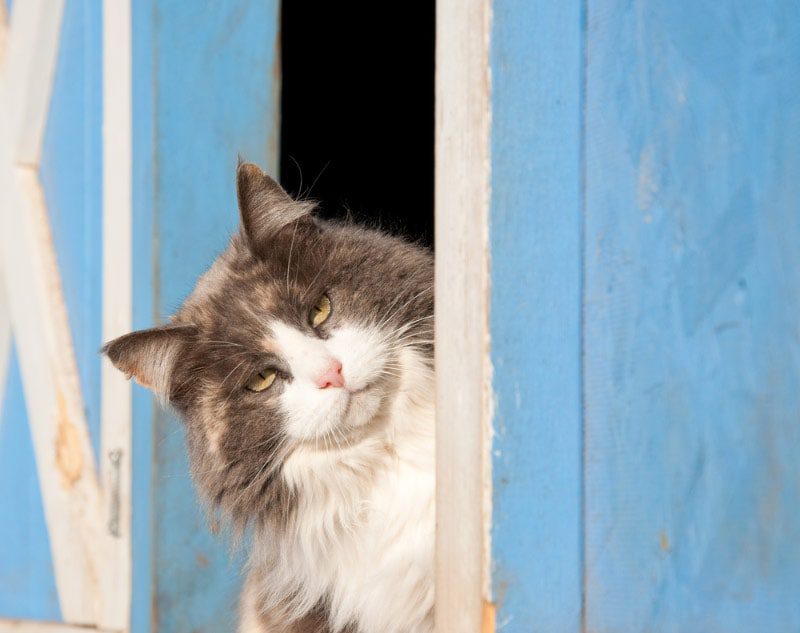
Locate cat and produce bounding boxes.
[104,162,435,633]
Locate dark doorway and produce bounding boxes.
[280,3,435,247]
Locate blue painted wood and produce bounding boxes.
[583,1,800,631]
[40,0,103,459]
[0,0,100,623]
[0,346,60,622]
[132,1,281,630]
[489,1,584,631]
[130,2,156,630]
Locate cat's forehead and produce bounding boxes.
[177,238,325,333]
[175,223,432,342]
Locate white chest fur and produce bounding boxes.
[249,349,435,633]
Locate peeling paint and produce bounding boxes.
[481,600,496,633]
[54,391,83,489]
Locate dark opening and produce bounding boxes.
[280,3,435,247]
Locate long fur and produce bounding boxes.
[104,163,435,632]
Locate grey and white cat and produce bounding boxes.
[104,163,435,633]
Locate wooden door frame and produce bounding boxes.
[435,0,493,631]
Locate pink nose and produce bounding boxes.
[316,360,345,389]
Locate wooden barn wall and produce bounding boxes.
[583,1,800,631]
[488,0,585,630]
[131,1,281,631]
[0,0,101,624]
[488,0,800,632]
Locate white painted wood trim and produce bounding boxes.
[0,620,112,633]
[99,1,133,629]
[4,0,66,164]
[435,0,493,631]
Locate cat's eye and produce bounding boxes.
[310,294,332,328]
[245,368,277,392]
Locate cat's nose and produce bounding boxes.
[316,359,345,389]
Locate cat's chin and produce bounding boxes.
[293,386,386,450]
[342,386,384,428]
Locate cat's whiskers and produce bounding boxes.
[192,350,253,374]
[286,219,300,293]
[299,220,349,305]
[299,160,330,201]
[391,313,435,337]
[370,315,434,350]
[371,285,432,334]
[221,359,249,390]
[204,339,247,349]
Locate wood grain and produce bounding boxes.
[435,0,492,631]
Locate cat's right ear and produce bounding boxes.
[102,324,197,400]
[236,161,314,254]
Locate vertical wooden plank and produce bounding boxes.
[488,1,585,631]
[435,0,491,631]
[584,1,800,630]
[100,0,132,629]
[131,2,281,631]
[129,1,155,628]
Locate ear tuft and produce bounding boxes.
[102,324,197,399]
[236,161,313,253]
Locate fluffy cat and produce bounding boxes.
[104,163,435,633]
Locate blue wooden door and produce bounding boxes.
[582,2,800,631]
[0,1,280,631]
[129,2,280,631]
[1,1,114,628]
[487,0,800,631]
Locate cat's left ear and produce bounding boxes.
[236,161,314,254]
[102,323,197,400]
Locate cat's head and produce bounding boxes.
[103,162,433,524]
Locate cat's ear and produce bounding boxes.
[102,324,197,399]
[236,161,314,253]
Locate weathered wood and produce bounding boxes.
[435,0,492,631]
[0,1,118,622]
[99,0,133,630]
[584,1,800,630]
[0,163,102,623]
[488,1,585,630]
[129,2,282,631]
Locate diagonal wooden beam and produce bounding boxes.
[0,163,103,625]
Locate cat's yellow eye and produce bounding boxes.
[310,294,332,328]
[245,368,277,392]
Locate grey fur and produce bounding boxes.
[103,163,433,632]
